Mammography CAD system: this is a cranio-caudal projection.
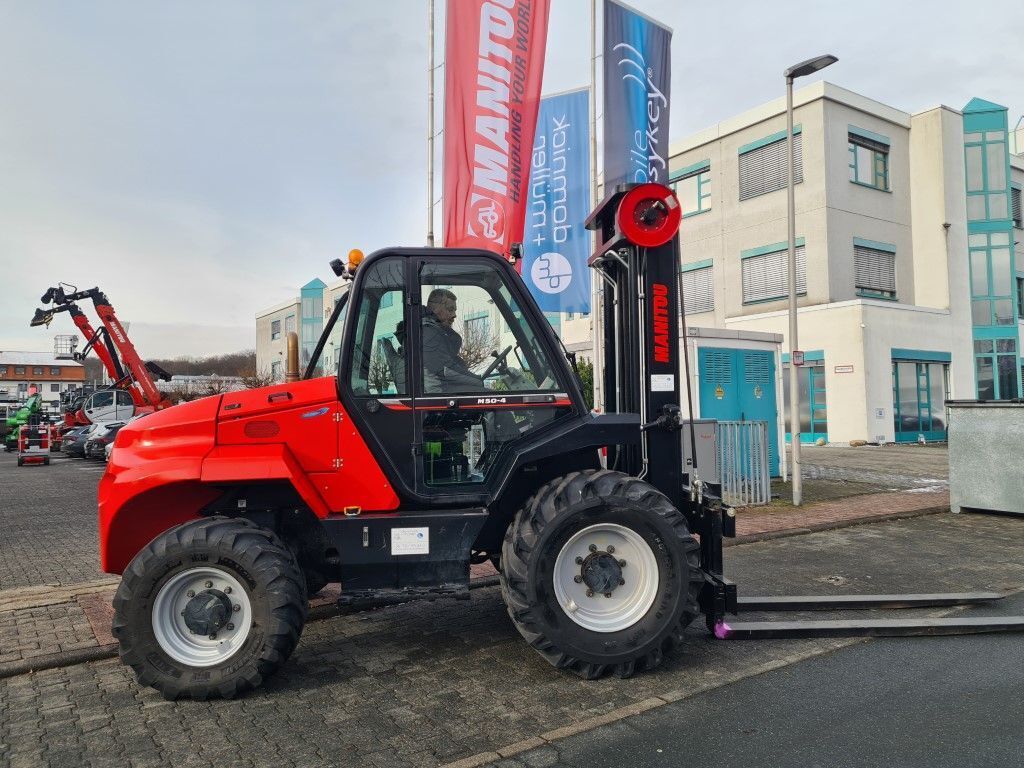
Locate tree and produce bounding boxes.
[576,357,595,411]
[458,319,498,372]
[368,350,392,394]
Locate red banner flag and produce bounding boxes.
[443,0,550,257]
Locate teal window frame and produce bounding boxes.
[670,160,712,218]
[963,130,1011,222]
[1012,184,1022,229]
[972,337,1020,400]
[1018,276,1024,320]
[891,360,948,442]
[968,231,1016,327]
[848,127,890,191]
[740,239,807,305]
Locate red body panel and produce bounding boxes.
[98,376,398,574]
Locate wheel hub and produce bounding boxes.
[580,552,623,595]
[182,589,233,636]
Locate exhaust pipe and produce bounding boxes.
[285,331,300,382]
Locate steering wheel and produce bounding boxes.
[482,346,514,379]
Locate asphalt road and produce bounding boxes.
[501,592,1024,768]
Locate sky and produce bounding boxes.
[1,0,1021,358]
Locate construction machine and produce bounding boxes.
[31,284,173,425]
[2,391,43,452]
[98,184,1024,700]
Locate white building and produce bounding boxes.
[667,82,1024,445]
[0,350,86,406]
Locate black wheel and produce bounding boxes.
[500,470,703,679]
[112,516,307,699]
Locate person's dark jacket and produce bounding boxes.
[421,309,483,392]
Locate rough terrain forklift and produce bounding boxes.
[99,183,1024,699]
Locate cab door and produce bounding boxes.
[337,256,417,500]
[407,256,576,495]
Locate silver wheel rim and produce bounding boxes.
[151,567,253,667]
[552,522,660,633]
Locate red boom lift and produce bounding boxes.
[96,184,1024,700]
[32,285,173,425]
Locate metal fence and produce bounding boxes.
[717,420,771,507]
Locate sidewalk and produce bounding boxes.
[0,487,948,679]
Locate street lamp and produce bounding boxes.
[784,54,837,507]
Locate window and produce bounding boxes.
[741,242,806,304]
[974,338,1018,400]
[32,367,43,376]
[969,231,1015,326]
[15,366,25,375]
[1013,186,1022,229]
[853,239,896,298]
[349,258,407,396]
[964,130,1009,221]
[271,319,281,340]
[419,263,562,394]
[51,383,60,392]
[739,130,802,201]
[271,361,281,381]
[285,314,296,334]
[1018,277,1024,320]
[681,263,714,314]
[848,129,890,190]
[18,382,27,392]
[672,162,711,216]
[49,367,60,376]
[301,295,323,320]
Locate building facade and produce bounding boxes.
[0,351,85,406]
[667,82,1024,444]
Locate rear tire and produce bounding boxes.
[112,516,307,699]
[500,470,703,679]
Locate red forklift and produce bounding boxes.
[96,184,1024,700]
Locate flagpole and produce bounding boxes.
[427,0,436,248]
[590,0,605,414]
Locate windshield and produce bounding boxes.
[304,289,349,378]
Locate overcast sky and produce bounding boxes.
[1,0,1021,359]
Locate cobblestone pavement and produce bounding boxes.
[1,513,1021,768]
[0,454,107,589]
[799,444,949,489]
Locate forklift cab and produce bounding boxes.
[83,389,136,424]
[329,248,584,503]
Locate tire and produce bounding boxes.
[303,569,328,597]
[112,516,307,700]
[500,470,703,679]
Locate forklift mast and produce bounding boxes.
[586,183,687,509]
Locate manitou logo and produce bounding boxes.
[466,0,531,241]
[651,283,670,364]
[613,42,668,183]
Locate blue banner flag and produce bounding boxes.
[603,0,672,187]
[523,88,592,314]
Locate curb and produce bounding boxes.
[726,505,948,547]
[0,575,504,680]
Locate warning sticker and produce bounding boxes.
[650,374,675,392]
[391,527,429,556]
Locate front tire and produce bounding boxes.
[112,516,307,699]
[500,470,703,679]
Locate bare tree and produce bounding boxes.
[368,350,392,394]
[458,319,498,371]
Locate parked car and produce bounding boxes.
[84,422,124,460]
[61,426,92,458]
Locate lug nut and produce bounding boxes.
[607,545,615,554]
[619,578,625,586]
[588,544,597,553]
[604,592,613,598]
[233,604,241,612]
[186,590,195,598]
[226,623,234,631]
[224,586,232,594]
[618,559,627,568]
[205,581,213,589]
[208,634,217,640]
[573,575,583,583]
[586,589,594,597]
[575,556,583,565]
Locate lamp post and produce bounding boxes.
[783,54,837,506]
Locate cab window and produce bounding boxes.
[418,262,564,394]
[349,259,407,396]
